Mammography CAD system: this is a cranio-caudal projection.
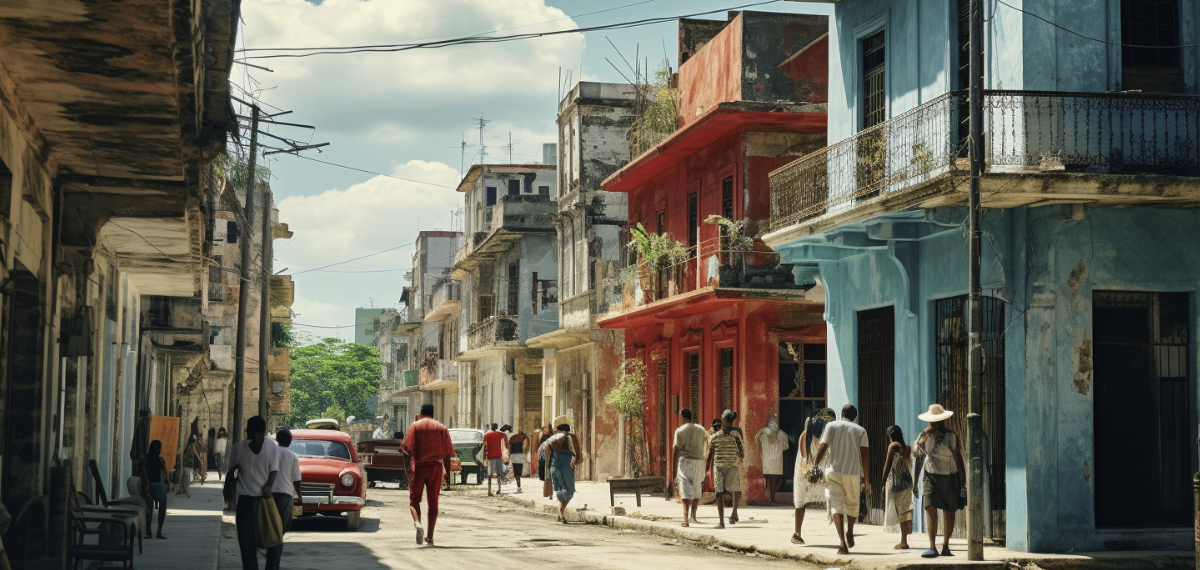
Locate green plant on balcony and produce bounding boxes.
[628,68,679,159]
[704,215,753,252]
[270,322,293,356]
[604,358,648,477]
[619,223,688,302]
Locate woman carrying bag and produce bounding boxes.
[913,404,966,559]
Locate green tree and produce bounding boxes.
[286,336,382,427]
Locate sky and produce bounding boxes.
[236,0,831,341]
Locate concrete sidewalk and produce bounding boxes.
[133,477,224,569]
[474,480,1191,570]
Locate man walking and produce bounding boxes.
[226,416,280,570]
[505,426,528,493]
[670,408,706,526]
[268,429,303,570]
[483,423,508,497]
[705,410,744,528]
[401,404,454,546]
[812,404,870,555]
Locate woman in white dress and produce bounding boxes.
[791,408,834,544]
[754,412,790,504]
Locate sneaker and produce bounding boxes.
[414,523,424,545]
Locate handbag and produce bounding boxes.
[255,496,284,549]
[222,465,238,510]
[802,463,824,484]
[956,473,968,511]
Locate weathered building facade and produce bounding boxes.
[764,0,1200,552]
[598,11,829,501]
[527,84,636,480]
[453,165,558,435]
[0,0,241,554]
[395,231,459,425]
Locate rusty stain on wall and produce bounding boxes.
[1071,338,1093,395]
[1067,259,1088,297]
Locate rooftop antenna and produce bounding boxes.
[450,133,470,175]
[473,114,490,165]
[500,132,521,164]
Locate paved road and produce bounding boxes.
[220,484,816,570]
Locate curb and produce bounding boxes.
[478,490,1192,570]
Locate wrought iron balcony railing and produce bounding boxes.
[467,315,519,350]
[769,90,1200,232]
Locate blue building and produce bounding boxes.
[763,0,1199,553]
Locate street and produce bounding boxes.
[218,485,812,570]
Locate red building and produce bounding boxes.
[597,12,830,504]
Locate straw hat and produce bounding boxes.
[918,403,954,423]
[552,415,571,429]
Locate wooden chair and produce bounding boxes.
[87,460,146,538]
[67,489,136,570]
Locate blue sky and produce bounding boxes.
[239,0,830,337]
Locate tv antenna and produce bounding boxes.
[473,114,490,165]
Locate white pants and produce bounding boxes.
[676,457,705,500]
[825,472,860,517]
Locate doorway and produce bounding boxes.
[1093,291,1191,528]
[778,342,827,490]
[857,306,894,524]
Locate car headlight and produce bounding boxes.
[340,473,355,488]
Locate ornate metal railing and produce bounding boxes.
[467,315,518,350]
[769,90,1200,232]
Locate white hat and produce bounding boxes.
[918,404,954,423]
[553,415,571,429]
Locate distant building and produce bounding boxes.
[354,307,387,345]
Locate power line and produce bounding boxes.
[995,0,1200,49]
[290,241,417,275]
[288,154,455,188]
[237,1,783,60]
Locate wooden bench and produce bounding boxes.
[608,478,644,507]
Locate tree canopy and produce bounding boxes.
[286,336,381,427]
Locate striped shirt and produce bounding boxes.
[819,420,868,476]
[707,430,742,468]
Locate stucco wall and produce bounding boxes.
[776,205,1200,552]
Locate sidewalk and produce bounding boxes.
[135,479,224,570]
[477,481,1191,570]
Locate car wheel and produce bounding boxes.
[368,481,376,488]
[346,510,361,531]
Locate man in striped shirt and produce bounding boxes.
[813,404,870,555]
[705,410,744,528]
[401,404,454,546]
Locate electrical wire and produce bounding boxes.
[995,0,1200,49]
[237,0,783,60]
[287,154,456,188]
[290,241,417,275]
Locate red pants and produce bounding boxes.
[410,463,444,514]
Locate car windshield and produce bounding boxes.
[292,439,352,460]
[449,430,482,444]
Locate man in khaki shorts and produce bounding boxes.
[813,404,869,555]
[670,408,706,526]
[705,410,744,528]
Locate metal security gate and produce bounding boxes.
[857,307,894,524]
[1093,291,1191,528]
[934,295,1007,540]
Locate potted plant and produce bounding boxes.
[704,215,754,286]
[622,223,689,302]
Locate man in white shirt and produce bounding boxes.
[813,404,869,555]
[271,428,303,569]
[226,416,279,570]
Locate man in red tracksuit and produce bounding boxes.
[402,404,454,546]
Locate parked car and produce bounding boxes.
[449,429,485,485]
[289,429,365,530]
[357,439,408,489]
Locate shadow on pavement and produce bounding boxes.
[289,515,380,533]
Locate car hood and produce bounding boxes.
[299,457,360,482]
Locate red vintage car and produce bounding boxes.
[289,429,366,530]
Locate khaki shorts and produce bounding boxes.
[825,472,860,517]
[676,457,705,500]
[713,465,740,494]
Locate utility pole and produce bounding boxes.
[233,104,260,444]
[966,0,985,561]
[259,156,273,420]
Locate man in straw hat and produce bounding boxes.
[812,404,869,555]
[913,404,966,558]
[538,415,582,523]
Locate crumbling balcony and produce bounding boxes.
[455,195,556,274]
[424,281,461,322]
[467,315,519,351]
[766,90,1200,244]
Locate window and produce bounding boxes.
[209,256,223,283]
[479,295,494,320]
[538,185,550,195]
[486,187,497,206]
[721,177,734,220]
[857,306,894,522]
[719,347,734,411]
[688,352,700,417]
[687,193,698,249]
[861,30,886,129]
[507,263,520,315]
[656,210,667,236]
[508,179,521,196]
[1122,0,1183,92]
[227,221,239,244]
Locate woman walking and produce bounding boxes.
[179,434,199,497]
[214,427,228,481]
[881,425,914,549]
[538,416,582,523]
[914,404,966,559]
[141,440,170,539]
[791,408,833,544]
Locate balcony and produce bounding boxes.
[601,238,811,328]
[767,90,1200,242]
[454,194,556,274]
[418,359,458,390]
[466,315,519,351]
[424,281,461,322]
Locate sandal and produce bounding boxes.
[921,549,939,558]
[790,533,804,544]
